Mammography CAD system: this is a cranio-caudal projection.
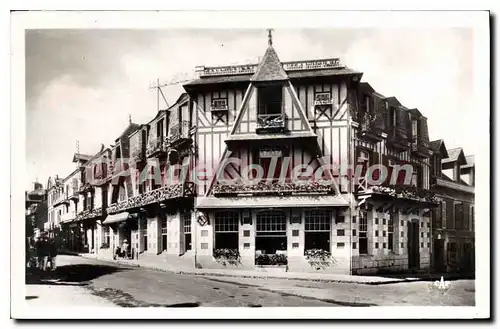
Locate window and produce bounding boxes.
[375,230,379,237]
[258,85,282,115]
[337,229,345,236]
[183,212,192,251]
[161,216,168,251]
[365,95,370,113]
[412,119,418,138]
[353,229,357,236]
[455,203,464,230]
[214,211,239,250]
[447,242,458,265]
[156,119,164,140]
[388,215,394,251]
[103,226,110,246]
[304,210,331,252]
[211,98,228,111]
[256,210,286,254]
[359,211,368,254]
[375,218,379,225]
[389,107,396,127]
[352,242,357,249]
[442,201,447,228]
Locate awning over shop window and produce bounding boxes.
[103,212,130,225]
[196,195,349,209]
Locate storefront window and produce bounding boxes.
[256,210,286,254]
[214,211,239,249]
[304,210,331,252]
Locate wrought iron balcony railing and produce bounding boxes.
[146,137,164,158]
[131,148,145,163]
[359,112,385,142]
[256,114,285,133]
[76,207,103,221]
[106,182,195,214]
[168,121,192,146]
[78,182,94,194]
[411,136,432,157]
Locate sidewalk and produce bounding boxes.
[61,250,420,285]
[25,283,116,307]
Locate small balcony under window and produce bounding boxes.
[167,121,192,148]
[256,85,285,134]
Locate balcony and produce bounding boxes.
[358,112,385,143]
[256,114,285,134]
[357,184,439,212]
[78,182,94,195]
[386,127,410,151]
[131,148,145,163]
[146,137,165,158]
[69,189,79,201]
[106,182,196,214]
[168,121,192,148]
[411,136,433,158]
[213,179,335,197]
[76,207,103,221]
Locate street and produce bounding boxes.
[25,255,475,307]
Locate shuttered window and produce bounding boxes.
[441,200,447,228]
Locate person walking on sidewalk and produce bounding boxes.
[48,237,58,270]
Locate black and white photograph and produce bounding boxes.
[10,9,490,319]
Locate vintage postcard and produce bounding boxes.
[10,10,490,319]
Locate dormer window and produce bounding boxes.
[389,107,396,127]
[256,85,284,133]
[412,119,418,137]
[364,95,370,113]
[258,85,282,115]
[210,98,228,111]
[314,92,332,105]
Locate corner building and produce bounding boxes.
[185,38,438,274]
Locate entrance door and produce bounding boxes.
[407,219,420,270]
[433,239,445,272]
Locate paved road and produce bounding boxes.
[25,255,475,307]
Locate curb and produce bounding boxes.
[66,252,415,285]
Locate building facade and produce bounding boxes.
[430,141,475,274]
[40,34,475,276]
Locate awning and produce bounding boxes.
[102,212,130,225]
[196,195,349,209]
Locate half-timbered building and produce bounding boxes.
[184,34,439,274]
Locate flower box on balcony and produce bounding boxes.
[256,114,285,134]
[213,180,334,197]
[106,182,194,214]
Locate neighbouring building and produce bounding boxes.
[25,182,47,238]
[430,141,475,274]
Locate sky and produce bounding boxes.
[25,28,474,190]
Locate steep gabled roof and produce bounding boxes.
[443,147,467,165]
[72,153,92,163]
[250,46,288,82]
[115,122,141,142]
[385,96,402,106]
[430,139,449,158]
[461,155,475,169]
